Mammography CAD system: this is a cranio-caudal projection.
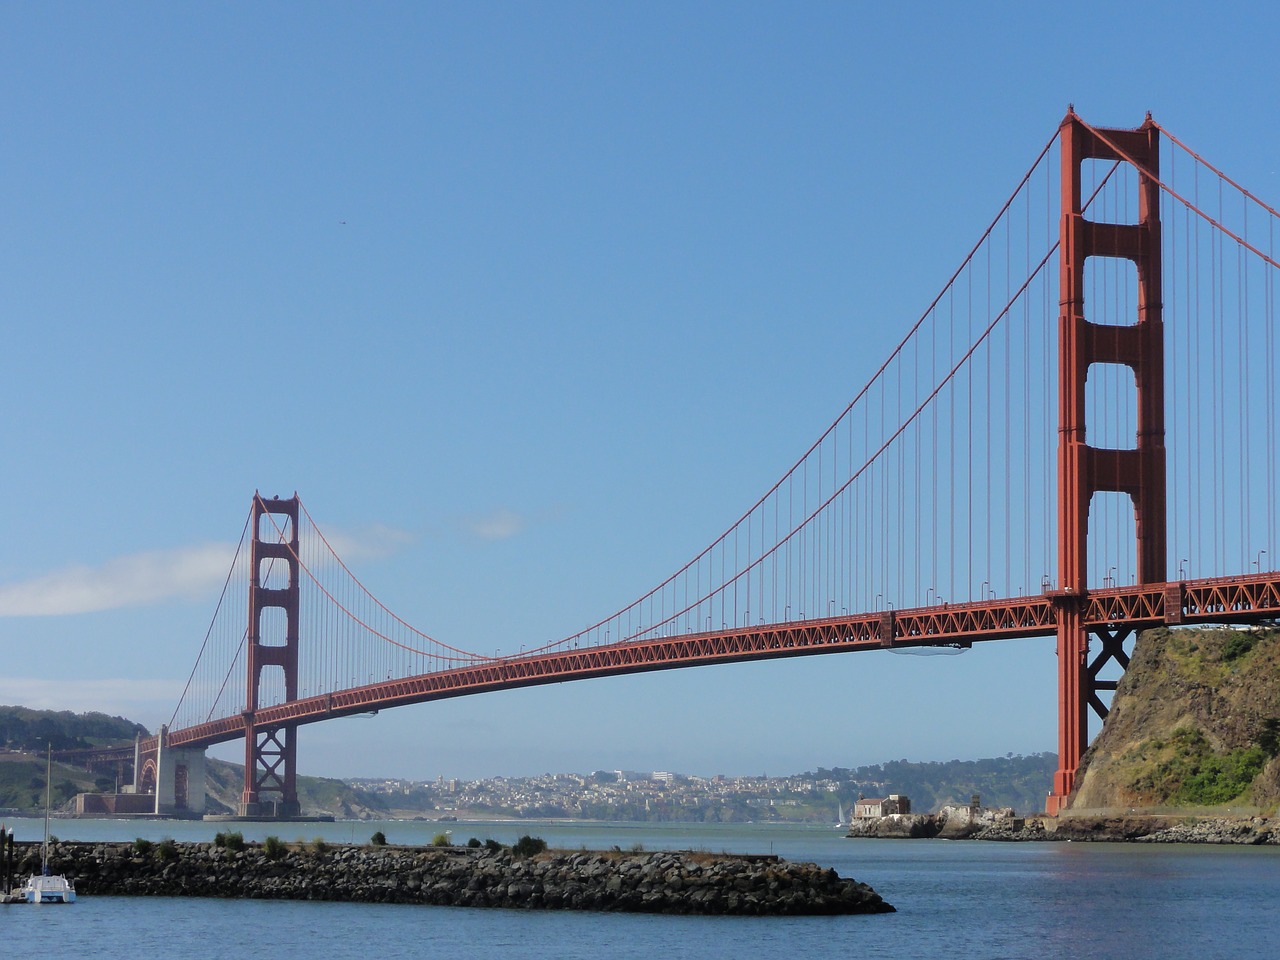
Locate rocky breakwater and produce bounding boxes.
[846,814,1280,843]
[14,841,894,915]
[989,815,1280,844]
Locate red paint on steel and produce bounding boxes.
[241,494,301,817]
[151,573,1280,756]
[1050,111,1165,815]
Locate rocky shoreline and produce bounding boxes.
[846,813,1280,844]
[6,840,894,915]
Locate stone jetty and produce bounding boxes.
[974,815,1280,844]
[845,812,1280,844]
[11,840,894,915]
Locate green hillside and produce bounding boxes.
[802,753,1059,814]
[0,705,144,813]
[0,705,146,752]
[0,755,112,812]
[1073,626,1280,813]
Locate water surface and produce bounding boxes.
[5,819,1276,958]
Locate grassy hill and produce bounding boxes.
[0,754,113,813]
[1073,626,1280,813]
[0,705,146,752]
[0,704,142,813]
[203,757,392,819]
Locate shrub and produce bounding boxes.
[467,837,482,848]
[370,830,388,847]
[155,838,179,862]
[262,835,287,860]
[310,837,330,855]
[431,832,453,847]
[1222,633,1257,662]
[214,830,246,852]
[1176,746,1267,804]
[1133,726,1269,805]
[511,835,547,858]
[483,838,503,853]
[132,837,154,857]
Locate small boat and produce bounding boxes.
[23,873,75,904]
[22,747,75,904]
[835,802,846,828]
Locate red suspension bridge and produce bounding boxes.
[117,111,1280,818]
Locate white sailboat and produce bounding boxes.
[22,747,76,904]
[835,802,846,828]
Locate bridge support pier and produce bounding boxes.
[130,726,207,816]
[1048,111,1165,815]
[239,494,302,819]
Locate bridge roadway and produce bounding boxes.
[138,572,1280,757]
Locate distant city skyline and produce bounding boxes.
[3,3,1278,781]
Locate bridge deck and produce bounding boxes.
[135,573,1280,755]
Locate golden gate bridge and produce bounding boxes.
[99,111,1280,819]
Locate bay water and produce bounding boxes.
[3,818,1276,958]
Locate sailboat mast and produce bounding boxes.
[42,745,51,874]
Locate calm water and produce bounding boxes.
[4,818,1278,958]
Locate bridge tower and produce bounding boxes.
[239,493,302,818]
[1048,111,1166,814]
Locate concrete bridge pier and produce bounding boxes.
[134,726,207,817]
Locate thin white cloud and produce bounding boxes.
[466,508,527,541]
[322,523,416,561]
[0,542,236,617]
[0,522,418,618]
[0,677,181,726]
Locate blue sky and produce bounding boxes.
[2,2,1278,781]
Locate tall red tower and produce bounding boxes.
[1047,112,1166,815]
[240,493,302,818]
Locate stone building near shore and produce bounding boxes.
[853,794,910,818]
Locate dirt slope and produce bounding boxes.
[1072,626,1280,812]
